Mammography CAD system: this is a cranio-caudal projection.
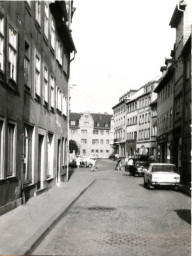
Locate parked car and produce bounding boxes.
[144,163,180,189]
[79,156,96,168]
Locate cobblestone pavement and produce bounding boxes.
[33,160,191,256]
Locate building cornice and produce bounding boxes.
[50,2,76,53]
[169,1,186,28]
[154,66,174,93]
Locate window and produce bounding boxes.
[50,76,55,108]
[56,39,63,66]
[106,150,109,153]
[62,138,67,166]
[81,139,87,144]
[23,125,34,182]
[100,139,103,144]
[106,140,109,144]
[100,150,103,153]
[57,88,62,111]
[81,130,87,134]
[35,0,41,26]
[186,59,190,80]
[35,51,41,96]
[44,66,48,103]
[7,123,16,177]
[44,2,49,38]
[84,122,89,126]
[105,123,109,127]
[62,94,67,116]
[91,149,94,153]
[24,41,30,87]
[50,16,55,50]
[8,26,17,81]
[47,133,54,178]
[97,122,100,127]
[0,14,4,72]
[70,121,75,125]
[0,119,5,178]
[63,52,68,74]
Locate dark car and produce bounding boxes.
[134,161,149,176]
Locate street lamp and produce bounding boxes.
[66,84,77,181]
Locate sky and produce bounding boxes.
[70,0,179,115]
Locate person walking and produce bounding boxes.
[90,159,97,172]
[76,157,80,168]
[115,157,121,170]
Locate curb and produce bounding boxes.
[14,179,96,255]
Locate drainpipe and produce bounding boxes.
[66,54,76,181]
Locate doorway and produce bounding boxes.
[37,134,44,190]
[57,139,61,184]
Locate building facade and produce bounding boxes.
[181,35,191,183]
[0,1,76,215]
[69,112,113,158]
[154,0,191,184]
[112,90,137,157]
[154,62,175,164]
[136,81,158,156]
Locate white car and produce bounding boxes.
[144,163,180,189]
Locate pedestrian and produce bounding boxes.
[90,159,97,172]
[128,156,134,174]
[76,157,80,168]
[115,157,121,170]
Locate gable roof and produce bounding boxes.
[69,112,112,129]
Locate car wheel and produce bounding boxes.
[144,179,147,188]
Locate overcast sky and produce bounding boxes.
[70,0,179,114]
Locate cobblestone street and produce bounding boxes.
[33,159,191,256]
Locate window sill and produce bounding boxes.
[50,47,55,56]
[34,94,41,103]
[7,78,18,93]
[24,84,31,94]
[25,2,32,16]
[50,107,55,113]
[6,175,17,180]
[35,20,41,33]
[23,182,34,188]
[43,35,49,46]
[46,177,54,182]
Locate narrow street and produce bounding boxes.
[32,159,191,256]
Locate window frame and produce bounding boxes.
[7,121,17,177]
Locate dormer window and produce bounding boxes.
[97,122,100,127]
[105,123,109,128]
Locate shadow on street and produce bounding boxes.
[175,209,191,225]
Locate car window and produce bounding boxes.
[152,165,176,173]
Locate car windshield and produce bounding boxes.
[152,165,176,173]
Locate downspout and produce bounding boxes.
[66,51,76,181]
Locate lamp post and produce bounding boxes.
[66,84,77,181]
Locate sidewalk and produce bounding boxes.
[0,168,95,255]
[178,183,191,196]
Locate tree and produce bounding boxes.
[69,140,79,154]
